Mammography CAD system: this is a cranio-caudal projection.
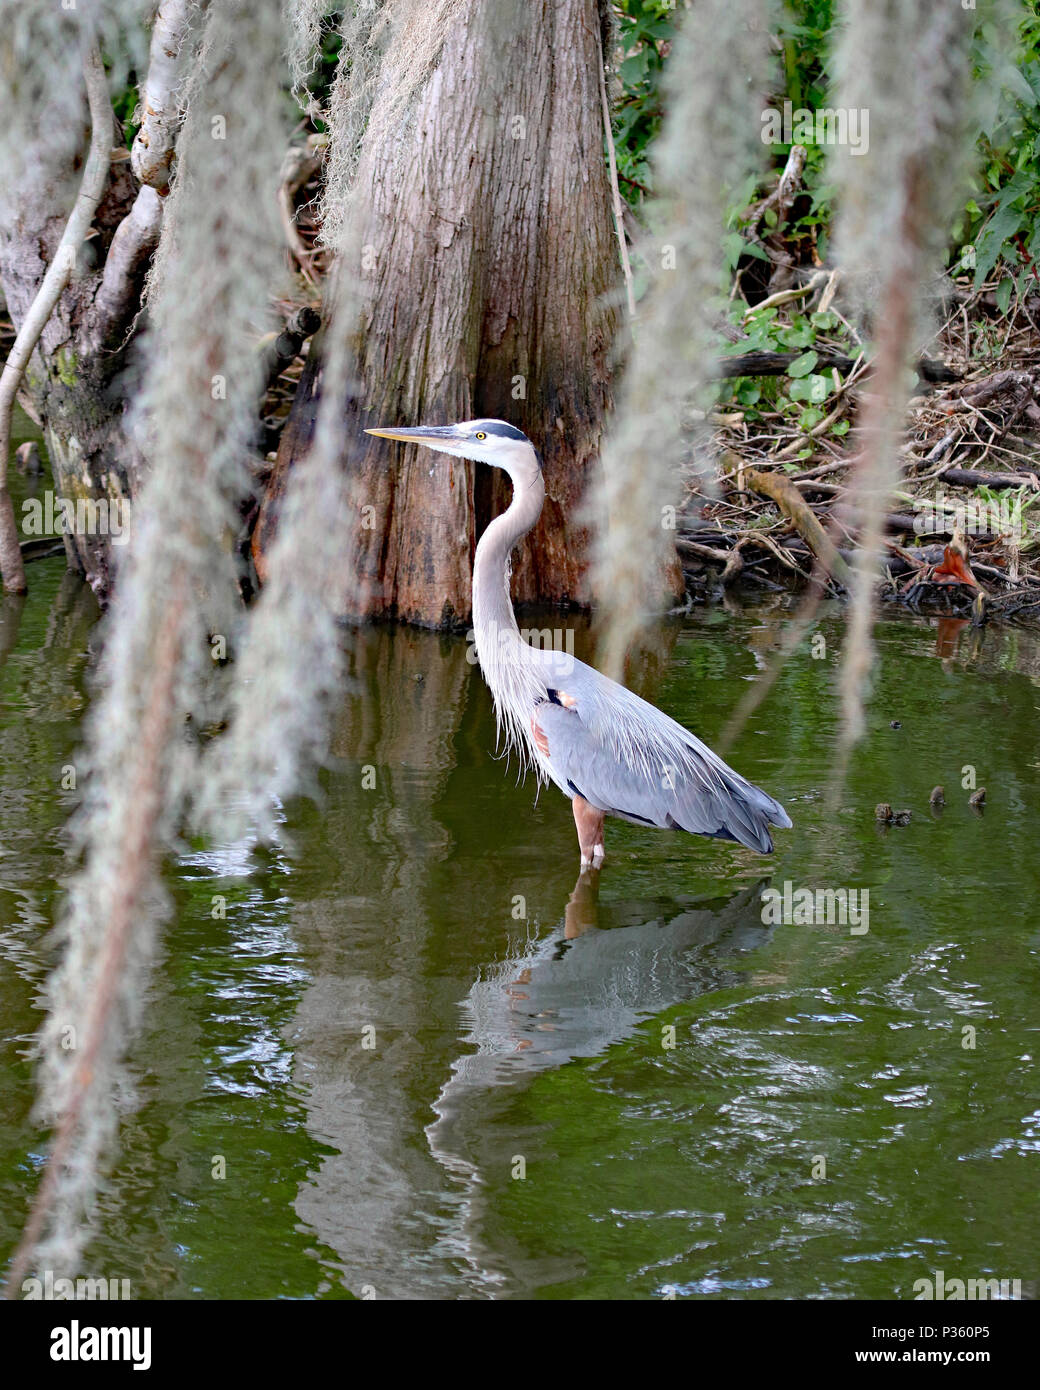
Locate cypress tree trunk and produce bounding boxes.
[255,0,620,628]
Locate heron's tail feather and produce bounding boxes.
[672,765,791,854]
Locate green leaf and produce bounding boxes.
[974,198,1027,286]
[789,374,830,403]
[787,350,819,378]
[778,324,814,349]
[978,40,1038,109]
[721,232,745,272]
[735,380,761,406]
[620,52,649,85]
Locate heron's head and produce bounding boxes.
[364,418,541,489]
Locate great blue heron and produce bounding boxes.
[366,419,791,866]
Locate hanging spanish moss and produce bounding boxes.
[191,9,413,837]
[829,0,1008,748]
[9,0,480,1283]
[0,0,149,216]
[191,264,359,840]
[318,0,465,253]
[9,0,291,1284]
[286,0,342,92]
[590,0,775,678]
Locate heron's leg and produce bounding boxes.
[572,795,606,868]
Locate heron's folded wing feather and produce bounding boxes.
[533,698,785,851]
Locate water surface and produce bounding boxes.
[1,559,1038,1299]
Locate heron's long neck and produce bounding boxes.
[472,472,544,658]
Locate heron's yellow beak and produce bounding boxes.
[365,428,417,444]
[365,424,461,446]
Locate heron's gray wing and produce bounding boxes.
[529,651,791,853]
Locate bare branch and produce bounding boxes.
[0,37,114,593]
[92,184,164,344]
[598,28,635,319]
[130,0,201,192]
[744,465,852,585]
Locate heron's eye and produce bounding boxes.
[475,431,487,440]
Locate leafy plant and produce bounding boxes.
[612,0,678,204]
[714,302,859,434]
[957,11,1040,299]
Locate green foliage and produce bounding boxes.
[103,47,141,150]
[976,482,1038,531]
[611,1,834,214]
[774,0,833,112]
[745,1,838,245]
[612,0,678,203]
[956,10,1040,300]
[109,83,138,150]
[715,301,861,436]
[612,2,1040,304]
[307,21,344,132]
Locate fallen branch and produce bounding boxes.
[260,304,321,396]
[955,368,1034,411]
[681,526,1030,589]
[937,462,1040,490]
[714,349,859,378]
[745,267,825,319]
[675,536,732,566]
[742,466,852,584]
[712,350,958,382]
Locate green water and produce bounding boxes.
[1,557,1039,1300]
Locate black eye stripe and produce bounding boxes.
[473,421,528,441]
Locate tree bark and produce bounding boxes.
[0,39,115,593]
[255,0,619,628]
[0,148,157,596]
[0,20,172,599]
